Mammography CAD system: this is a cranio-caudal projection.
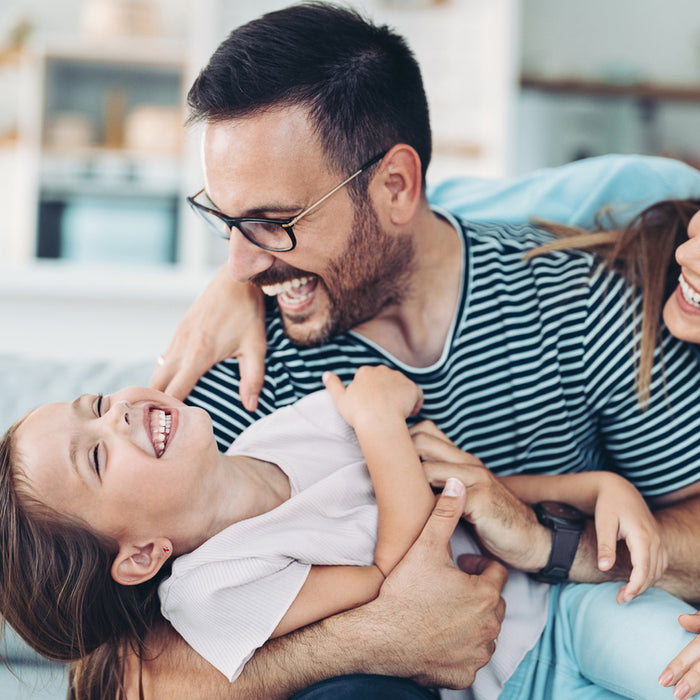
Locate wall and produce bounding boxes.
[521,0,700,83]
[0,0,521,363]
[516,0,700,172]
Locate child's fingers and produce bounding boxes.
[593,510,618,573]
[321,371,346,401]
[410,387,424,416]
[618,530,653,603]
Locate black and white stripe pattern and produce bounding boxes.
[187,217,700,499]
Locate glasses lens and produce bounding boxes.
[191,205,232,239]
[239,221,293,251]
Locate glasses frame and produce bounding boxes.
[187,150,388,252]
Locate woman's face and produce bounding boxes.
[663,210,700,344]
[14,387,219,544]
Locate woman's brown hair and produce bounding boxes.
[0,420,170,698]
[526,198,700,405]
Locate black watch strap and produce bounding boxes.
[531,502,585,584]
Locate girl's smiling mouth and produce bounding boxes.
[146,407,176,457]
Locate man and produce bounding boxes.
[110,4,700,699]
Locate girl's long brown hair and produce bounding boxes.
[0,421,170,698]
[526,198,700,405]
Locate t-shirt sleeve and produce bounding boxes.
[160,556,311,682]
[428,154,700,228]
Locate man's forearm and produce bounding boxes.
[655,497,700,603]
[124,482,505,700]
[568,496,700,604]
[132,615,367,700]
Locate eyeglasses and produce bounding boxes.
[187,151,387,252]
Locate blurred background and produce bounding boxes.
[0,0,699,364]
[0,0,698,695]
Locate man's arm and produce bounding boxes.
[567,493,700,605]
[119,480,506,699]
[410,419,700,604]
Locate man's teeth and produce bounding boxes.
[679,274,700,308]
[151,409,172,457]
[261,276,312,297]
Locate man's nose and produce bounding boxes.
[227,229,276,283]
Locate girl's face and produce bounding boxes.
[14,387,219,545]
[664,210,700,344]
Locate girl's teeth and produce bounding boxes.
[150,409,171,457]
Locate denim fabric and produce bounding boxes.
[290,674,439,699]
[500,581,696,700]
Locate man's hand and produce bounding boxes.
[359,477,508,688]
[149,265,267,407]
[114,477,507,699]
[410,420,551,573]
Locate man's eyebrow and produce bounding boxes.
[203,190,301,218]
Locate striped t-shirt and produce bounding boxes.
[187,212,700,498]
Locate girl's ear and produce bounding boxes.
[111,538,173,586]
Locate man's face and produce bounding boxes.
[201,107,414,345]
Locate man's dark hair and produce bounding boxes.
[187,2,432,186]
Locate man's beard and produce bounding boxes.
[256,196,415,347]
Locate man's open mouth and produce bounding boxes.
[149,408,172,457]
[261,276,319,311]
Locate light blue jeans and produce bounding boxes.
[500,581,697,699]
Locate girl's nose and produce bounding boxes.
[104,400,132,433]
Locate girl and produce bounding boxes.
[0,365,697,699]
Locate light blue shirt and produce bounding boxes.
[427,154,700,228]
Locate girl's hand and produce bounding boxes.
[659,613,700,698]
[322,366,423,429]
[594,472,667,603]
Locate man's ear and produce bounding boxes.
[111,538,173,586]
[372,144,422,226]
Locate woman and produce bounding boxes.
[528,198,700,403]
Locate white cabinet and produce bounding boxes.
[6,40,187,266]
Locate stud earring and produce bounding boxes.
[163,545,171,554]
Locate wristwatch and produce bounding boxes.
[530,501,587,584]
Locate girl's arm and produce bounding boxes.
[499,471,666,600]
[322,367,435,575]
[271,366,435,638]
[411,419,666,602]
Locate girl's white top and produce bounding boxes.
[158,390,549,699]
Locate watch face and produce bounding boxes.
[536,501,586,527]
[539,501,585,521]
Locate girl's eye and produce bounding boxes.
[95,394,104,417]
[92,445,101,478]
